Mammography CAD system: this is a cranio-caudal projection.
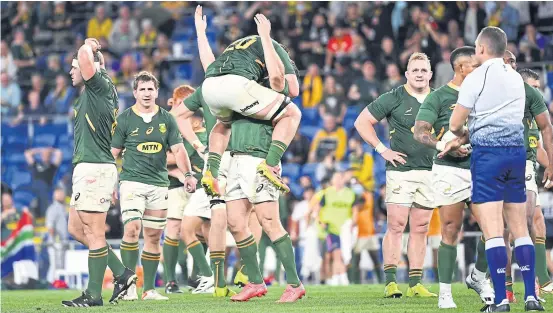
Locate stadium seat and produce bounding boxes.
[289,182,303,199]
[301,108,320,126]
[3,123,29,151]
[299,126,320,142]
[282,163,301,181]
[301,163,318,181]
[32,133,57,148]
[9,170,32,190]
[12,189,35,208]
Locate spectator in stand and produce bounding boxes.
[463,2,487,45]
[152,34,172,66]
[315,153,343,184]
[109,20,137,57]
[285,131,311,165]
[10,2,37,43]
[320,76,347,123]
[217,12,245,50]
[24,147,62,216]
[433,49,454,88]
[325,20,353,73]
[45,186,69,281]
[286,2,312,56]
[492,2,520,42]
[302,64,323,109]
[114,54,137,92]
[333,59,354,94]
[376,37,399,80]
[1,72,22,117]
[30,73,48,104]
[47,1,71,45]
[1,191,22,239]
[298,13,330,69]
[10,29,36,83]
[138,18,157,48]
[348,60,381,108]
[521,24,548,53]
[243,2,284,43]
[44,55,64,89]
[1,40,17,79]
[349,34,369,71]
[87,5,112,41]
[309,114,348,163]
[112,5,139,42]
[348,137,375,192]
[13,91,46,125]
[44,75,75,115]
[381,63,404,93]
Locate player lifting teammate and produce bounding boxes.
[111,72,197,301]
[62,38,137,307]
[414,46,494,308]
[355,53,437,299]
[172,7,301,197]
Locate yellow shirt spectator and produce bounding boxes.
[87,6,112,41]
[309,115,347,162]
[302,66,323,108]
[139,30,157,47]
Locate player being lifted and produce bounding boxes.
[171,8,301,196]
[355,53,437,298]
[111,72,197,301]
[62,38,136,307]
[414,46,494,308]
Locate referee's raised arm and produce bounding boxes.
[454,26,542,312]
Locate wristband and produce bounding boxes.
[184,172,193,178]
[436,141,446,152]
[375,142,388,154]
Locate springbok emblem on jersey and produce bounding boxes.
[159,123,166,134]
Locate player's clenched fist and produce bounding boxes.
[85,38,100,52]
[255,13,271,38]
[184,174,198,193]
[194,5,207,34]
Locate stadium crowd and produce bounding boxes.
[2,1,553,288]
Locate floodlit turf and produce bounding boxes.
[0,283,540,313]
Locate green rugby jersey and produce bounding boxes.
[367,85,435,171]
[73,69,118,165]
[204,35,295,84]
[112,106,182,187]
[416,82,470,169]
[523,83,548,163]
[183,86,217,136]
[229,115,273,159]
[168,130,207,190]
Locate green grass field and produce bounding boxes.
[0,283,539,313]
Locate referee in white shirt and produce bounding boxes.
[445,26,543,312]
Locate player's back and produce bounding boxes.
[73,69,118,165]
[205,35,268,82]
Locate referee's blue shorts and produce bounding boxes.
[471,146,527,204]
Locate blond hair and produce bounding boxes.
[407,52,431,70]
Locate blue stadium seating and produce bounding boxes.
[301,163,318,181]
[299,126,319,142]
[289,182,303,199]
[12,189,36,209]
[301,107,320,126]
[282,163,300,181]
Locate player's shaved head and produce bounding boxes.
[173,85,195,100]
[450,46,475,70]
[133,71,159,90]
[476,26,507,58]
[503,50,517,70]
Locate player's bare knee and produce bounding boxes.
[144,229,162,246]
[124,221,141,242]
[411,221,430,235]
[227,216,247,237]
[442,220,461,244]
[387,219,407,235]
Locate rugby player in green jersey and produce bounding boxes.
[162,85,209,294]
[414,46,493,308]
[500,54,553,302]
[355,53,437,299]
[111,72,197,301]
[172,6,301,196]
[62,38,136,307]
[520,69,553,295]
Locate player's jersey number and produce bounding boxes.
[223,36,257,53]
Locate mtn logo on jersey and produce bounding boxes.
[137,142,162,153]
[529,136,538,148]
